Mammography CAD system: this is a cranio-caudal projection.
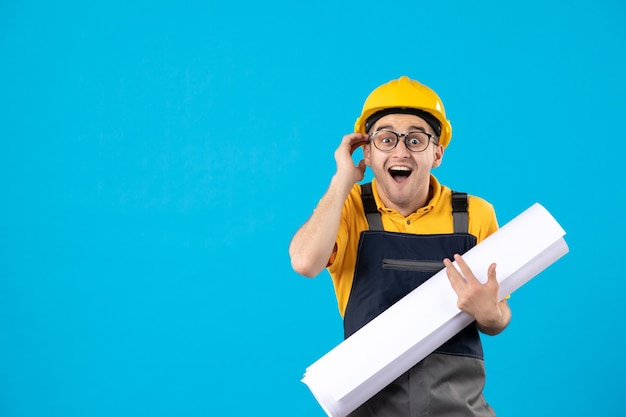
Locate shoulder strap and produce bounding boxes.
[451,191,469,234]
[361,183,468,233]
[360,182,383,231]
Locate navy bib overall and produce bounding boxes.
[345,183,495,417]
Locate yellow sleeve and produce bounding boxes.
[467,195,499,243]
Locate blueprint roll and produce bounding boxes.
[302,203,569,417]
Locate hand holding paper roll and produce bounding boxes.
[444,254,511,335]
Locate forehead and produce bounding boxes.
[371,113,433,133]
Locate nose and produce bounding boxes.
[390,137,411,157]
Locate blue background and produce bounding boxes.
[1,1,625,416]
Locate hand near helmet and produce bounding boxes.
[333,133,369,188]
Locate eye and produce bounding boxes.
[406,132,426,145]
[375,132,396,144]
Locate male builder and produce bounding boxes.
[289,75,511,416]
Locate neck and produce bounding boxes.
[375,181,431,217]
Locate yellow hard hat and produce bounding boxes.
[354,76,453,148]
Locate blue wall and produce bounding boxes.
[1,1,625,416]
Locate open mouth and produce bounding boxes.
[388,166,413,183]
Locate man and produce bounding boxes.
[289,76,511,416]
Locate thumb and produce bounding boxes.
[357,159,366,177]
[487,263,498,286]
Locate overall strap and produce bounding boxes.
[360,182,383,231]
[361,182,469,234]
[452,191,469,234]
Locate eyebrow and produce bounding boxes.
[375,124,428,132]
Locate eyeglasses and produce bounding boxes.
[368,130,438,153]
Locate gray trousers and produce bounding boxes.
[347,353,496,417]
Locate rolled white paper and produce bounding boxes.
[302,203,569,417]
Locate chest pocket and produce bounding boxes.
[358,181,473,304]
[382,259,444,272]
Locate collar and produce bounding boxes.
[371,175,442,216]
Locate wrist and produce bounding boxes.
[329,174,357,195]
[477,301,510,336]
[477,307,504,335]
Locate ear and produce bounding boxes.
[363,142,371,166]
[432,144,444,168]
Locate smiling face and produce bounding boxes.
[364,113,444,216]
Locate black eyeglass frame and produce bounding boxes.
[367,130,439,153]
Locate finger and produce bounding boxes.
[487,263,499,288]
[356,159,366,178]
[453,254,478,282]
[443,257,457,276]
[348,134,369,153]
[336,134,368,162]
[444,257,463,278]
[342,132,368,145]
[443,257,465,290]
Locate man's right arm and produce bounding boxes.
[289,133,369,278]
